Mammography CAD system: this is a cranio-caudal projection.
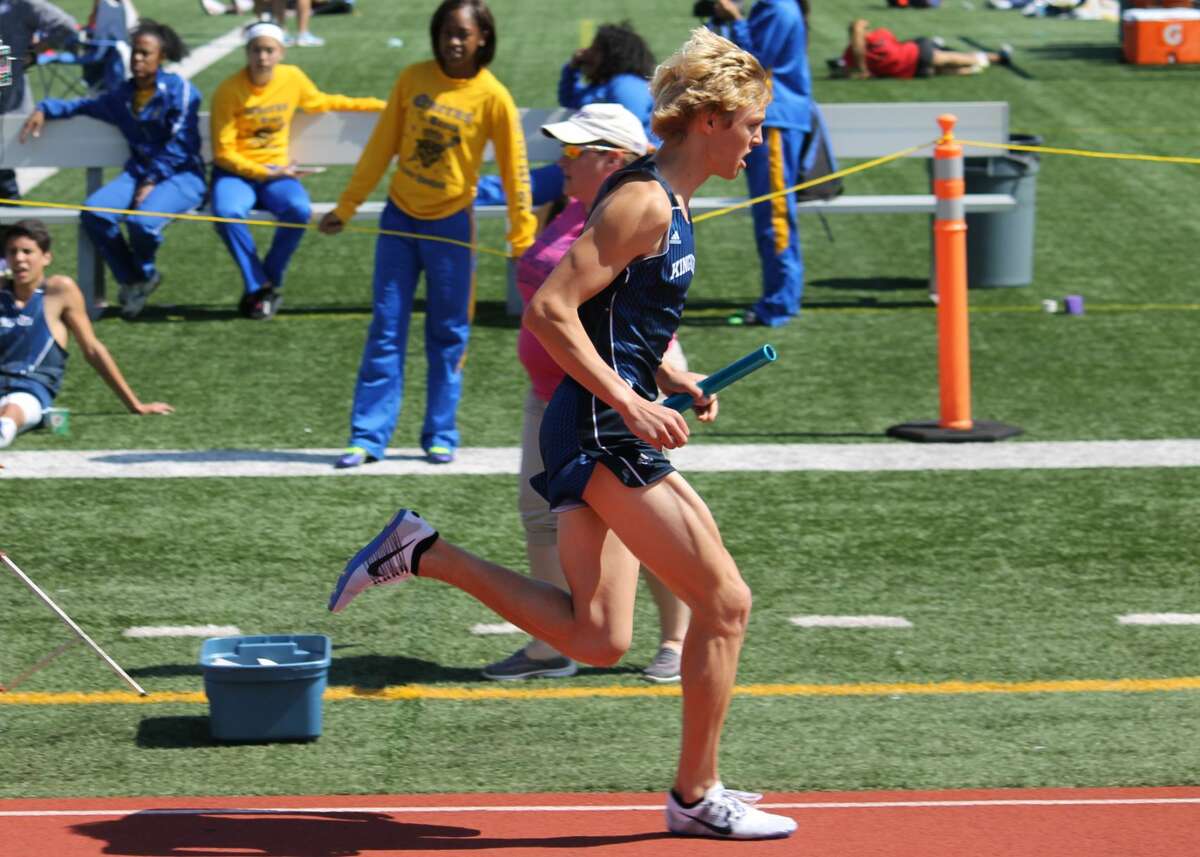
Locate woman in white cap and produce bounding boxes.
[208,18,383,319]
[482,103,691,685]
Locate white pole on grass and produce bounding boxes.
[0,550,148,696]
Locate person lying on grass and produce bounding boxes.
[831,18,1012,79]
[0,219,173,449]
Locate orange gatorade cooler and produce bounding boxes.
[1123,8,1200,64]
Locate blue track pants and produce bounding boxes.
[80,170,206,286]
[744,126,806,326]
[347,201,475,459]
[210,168,311,294]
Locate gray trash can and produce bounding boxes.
[963,134,1041,288]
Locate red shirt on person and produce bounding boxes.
[842,27,921,79]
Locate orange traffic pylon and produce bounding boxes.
[888,115,1022,444]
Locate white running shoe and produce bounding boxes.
[296,31,326,47]
[328,509,438,612]
[665,782,797,840]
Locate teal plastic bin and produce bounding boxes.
[200,634,331,742]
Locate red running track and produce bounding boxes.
[2,786,1199,856]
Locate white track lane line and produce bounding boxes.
[6,796,1200,818]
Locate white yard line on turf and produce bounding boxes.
[6,796,1200,817]
[122,625,241,638]
[471,622,523,635]
[16,26,244,196]
[3,439,1200,480]
[1118,614,1200,626]
[790,616,913,629]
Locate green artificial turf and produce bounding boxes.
[3,469,1199,797]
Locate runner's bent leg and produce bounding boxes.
[418,503,640,665]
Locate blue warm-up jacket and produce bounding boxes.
[557,64,656,141]
[719,0,812,132]
[38,69,204,184]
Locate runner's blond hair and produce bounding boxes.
[650,27,769,141]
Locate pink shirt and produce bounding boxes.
[517,198,587,402]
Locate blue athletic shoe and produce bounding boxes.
[334,446,374,469]
[426,445,455,465]
[328,509,439,613]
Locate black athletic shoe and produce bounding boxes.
[238,290,264,319]
[257,287,283,320]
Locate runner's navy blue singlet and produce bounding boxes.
[0,283,67,409]
[532,155,696,511]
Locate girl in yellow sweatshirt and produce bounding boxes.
[210,19,384,319]
[319,0,535,467]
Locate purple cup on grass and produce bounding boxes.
[1064,295,1085,316]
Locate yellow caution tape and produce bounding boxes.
[0,197,513,258]
[955,139,1200,167]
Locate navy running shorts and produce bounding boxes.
[531,380,675,512]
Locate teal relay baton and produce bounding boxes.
[663,344,778,412]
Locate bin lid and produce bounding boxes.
[1123,8,1200,20]
[200,634,331,669]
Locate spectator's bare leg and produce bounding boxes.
[646,570,690,651]
[0,401,28,448]
[295,0,313,35]
[932,49,1002,75]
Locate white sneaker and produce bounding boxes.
[199,0,228,15]
[328,509,439,612]
[666,782,797,840]
[296,31,325,47]
[233,0,254,12]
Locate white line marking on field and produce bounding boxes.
[169,27,245,79]
[6,796,1200,818]
[790,615,913,629]
[5,439,1200,480]
[1118,613,1200,626]
[470,622,522,635]
[122,625,241,638]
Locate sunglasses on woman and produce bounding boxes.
[560,143,623,160]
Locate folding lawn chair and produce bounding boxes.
[33,0,135,100]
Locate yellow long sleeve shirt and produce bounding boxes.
[211,65,386,181]
[333,61,536,255]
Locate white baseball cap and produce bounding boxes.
[541,103,650,156]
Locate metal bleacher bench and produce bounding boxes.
[0,101,1012,314]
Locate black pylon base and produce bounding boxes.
[886,420,1024,443]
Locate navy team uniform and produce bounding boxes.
[533,157,695,512]
[0,283,67,409]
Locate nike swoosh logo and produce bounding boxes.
[367,537,415,578]
[681,812,733,836]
